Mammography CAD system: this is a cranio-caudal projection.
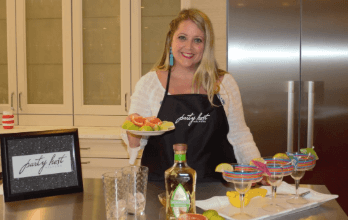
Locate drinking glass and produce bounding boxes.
[122,166,149,216]
[286,153,316,204]
[102,170,127,220]
[222,164,263,219]
[262,158,294,212]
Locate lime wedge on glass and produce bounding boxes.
[215,163,233,172]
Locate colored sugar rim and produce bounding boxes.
[223,165,263,181]
[263,158,294,176]
[292,153,316,170]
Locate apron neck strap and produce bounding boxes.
[165,67,172,96]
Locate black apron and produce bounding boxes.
[141,69,237,182]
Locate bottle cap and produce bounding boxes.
[173,143,187,151]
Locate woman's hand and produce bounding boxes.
[125,113,142,148]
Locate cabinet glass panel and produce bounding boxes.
[82,0,121,105]
[141,0,180,76]
[0,0,8,104]
[26,0,63,104]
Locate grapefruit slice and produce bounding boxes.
[130,115,146,127]
[178,213,208,220]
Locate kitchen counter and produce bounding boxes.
[0,126,123,139]
[0,179,346,220]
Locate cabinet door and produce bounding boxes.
[73,0,130,125]
[16,0,73,119]
[131,0,181,91]
[0,0,17,122]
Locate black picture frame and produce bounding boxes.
[0,128,83,202]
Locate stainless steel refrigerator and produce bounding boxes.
[227,0,348,196]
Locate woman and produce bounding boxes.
[122,8,261,182]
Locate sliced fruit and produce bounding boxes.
[202,209,219,219]
[146,116,163,125]
[143,120,156,128]
[210,215,225,220]
[122,120,134,129]
[227,188,267,208]
[127,124,140,131]
[153,124,161,131]
[139,126,153,131]
[215,163,233,172]
[178,213,208,220]
[250,157,266,166]
[130,115,146,127]
[160,121,175,130]
[273,153,289,160]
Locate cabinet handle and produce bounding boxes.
[80,147,91,150]
[307,81,315,148]
[125,93,128,112]
[19,92,22,111]
[287,81,295,153]
[11,92,15,111]
[81,161,91,164]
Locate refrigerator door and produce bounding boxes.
[227,0,301,157]
[300,0,348,170]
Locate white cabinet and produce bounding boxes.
[79,139,142,179]
[72,0,131,126]
[0,0,18,124]
[1,0,181,127]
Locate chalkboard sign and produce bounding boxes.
[0,129,83,202]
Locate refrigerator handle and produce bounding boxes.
[307,81,315,148]
[287,81,295,153]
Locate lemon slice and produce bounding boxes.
[273,153,289,160]
[250,157,266,166]
[215,163,233,172]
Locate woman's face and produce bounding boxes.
[171,19,205,70]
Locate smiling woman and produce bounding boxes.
[122,8,261,183]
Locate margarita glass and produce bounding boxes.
[222,164,263,219]
[262,158,294,212]
[286,153,316,204]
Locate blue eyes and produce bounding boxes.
[194,38,202,43]
[178,36,203,43]
[178,36,186,40]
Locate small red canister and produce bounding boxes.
[2,111,14,129]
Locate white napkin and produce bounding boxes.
[260,181,309,196]
[128,146,140,165]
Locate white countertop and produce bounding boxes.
[0,126,123,139]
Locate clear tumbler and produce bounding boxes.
[122,166,149,216]
[102,169,127,220]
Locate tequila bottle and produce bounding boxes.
[165,143,197,219]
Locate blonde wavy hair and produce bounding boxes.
[153,8,228,106]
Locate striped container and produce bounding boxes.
[223,164,264,182]
[264,158,294,177]
[293,153,316,171]
[2,111,14,129]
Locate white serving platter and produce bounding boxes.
[196,182,338,220]
[123,126,175,136]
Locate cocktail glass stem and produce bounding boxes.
[272,186,277,204]
[295,179,300,198]
[240,193,245,214]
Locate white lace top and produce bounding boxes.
[122,71,261,165]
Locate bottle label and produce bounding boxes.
[174,154,186,161]
[170,183,190,217]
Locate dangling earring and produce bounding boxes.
[169,47,174,66]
